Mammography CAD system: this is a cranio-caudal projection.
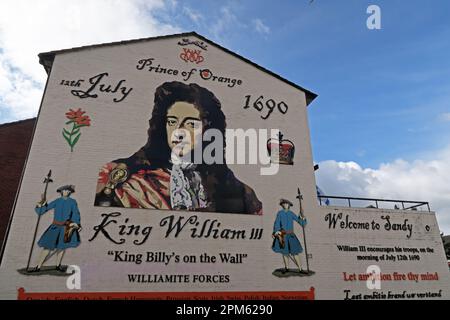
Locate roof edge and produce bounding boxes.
[38,31,317,105]
[0,117,36,129]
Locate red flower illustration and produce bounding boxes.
[75,115,91,126]
[65,108,86,120]
[62,108,92,152]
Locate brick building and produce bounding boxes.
[0,118,36,249]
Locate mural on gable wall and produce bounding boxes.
[1,34,449,301]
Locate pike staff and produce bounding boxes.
[296,187,310,273]
[26,170,52,272]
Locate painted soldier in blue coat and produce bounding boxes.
[29,185,81,272]
[272,198,307,274]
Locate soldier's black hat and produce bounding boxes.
[279,198,293,207]
[57,185,75,193]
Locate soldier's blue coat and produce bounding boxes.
[35,197,81,250]
[272,209,307,255]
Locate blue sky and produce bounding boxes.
[165,0,450,168]
[1,0,449,232]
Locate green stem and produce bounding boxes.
[70,122,78,152]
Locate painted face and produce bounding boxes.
[282,203,290,211]
[62,190,71,197]
[166,101,202,159]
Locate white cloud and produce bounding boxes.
[0,58,43,120]
[0,0,180,122]
[183,6,203,24]
[208,6,271,44]
[210,6,242,42]
[316,146,450,234]
[252,18,270,35]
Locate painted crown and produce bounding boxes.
[267,132,295,165]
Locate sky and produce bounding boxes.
[0,0,449,233]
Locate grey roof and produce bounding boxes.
[38,31,317,105]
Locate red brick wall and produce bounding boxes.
[0,118,36,249]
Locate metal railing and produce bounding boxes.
[318,195,430,212]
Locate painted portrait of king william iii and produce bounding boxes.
[94,81,263,215]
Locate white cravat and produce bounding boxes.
[170,160,207,210]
